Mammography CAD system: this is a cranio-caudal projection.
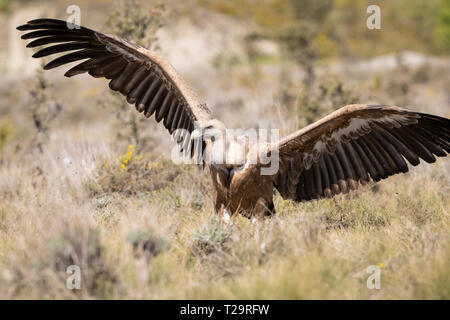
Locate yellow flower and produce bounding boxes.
[119,156,122,161]
[377,262,386,269]
[120,164,125,169]
[152,161,158,168]
[129,144,133,149]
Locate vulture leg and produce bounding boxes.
[264,202,276,217]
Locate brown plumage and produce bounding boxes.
[18,19,450,219]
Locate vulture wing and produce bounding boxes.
[17,18,211,160]
[271,104,450,201]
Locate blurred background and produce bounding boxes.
[0,0,449,299]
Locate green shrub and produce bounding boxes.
[127,228,170,260]
[89,150,182,196]
[190,215,232,256]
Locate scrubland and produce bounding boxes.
[0,0,449,299]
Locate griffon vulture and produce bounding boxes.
[17,19,450,218]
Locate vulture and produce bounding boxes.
[17,18,450,219]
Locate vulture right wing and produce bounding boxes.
[17,18,212,159]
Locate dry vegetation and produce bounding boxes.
[0,0,449,299]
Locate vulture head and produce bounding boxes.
[193,119,248,169]
[192,119,227,142]
[17,18,450,220]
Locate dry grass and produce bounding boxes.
[0,151,448,299]
[0,1,449,300]
[0,65,448,299]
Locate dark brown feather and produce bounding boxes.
[44,49,104,70]
[170,105,184,134]
[109,62,140,91]
[33,42,101,58]
[375,123,420,166]
[277,173,288,197]
[365,134,398,175]
[336,144,358,189]
[323,152,340,194]
[173,112,187,142]
[22,29,90,40]
[127,73,154,105]
[319,157,332,198]
[146,85,167,118]
[413,126,447,156]
[358,135,388,178]
[330,153,348,193]
[156,92,173,123]
[343,141,369,182]
[101,58,128,79]
[351,140,380,182]
[312,162,322,198]
[121,66,149,95]
[64,55,118,77]
[137,78,161,113]
[296,173,307,200]
[305,168,315,200]
[163,100,179,130]
[27,36,93,48]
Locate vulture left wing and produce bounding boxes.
[17,18,212,160]
[270,104,449,201]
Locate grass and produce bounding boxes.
[0,137,448,299]
[0,68,448,299]
[0,65,449,300]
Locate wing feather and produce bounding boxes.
[272,104,450,202]
[18,18,211,160]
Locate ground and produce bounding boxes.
[0,0,449,299]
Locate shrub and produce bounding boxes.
[127,228,170,260]
[190,215,232,256]
[27,65,63,153]
[293,78,359,127]
[46,226,117,297]
[87,147,182,196]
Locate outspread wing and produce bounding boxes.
[271,104,450,201]
[17,18,212,159]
